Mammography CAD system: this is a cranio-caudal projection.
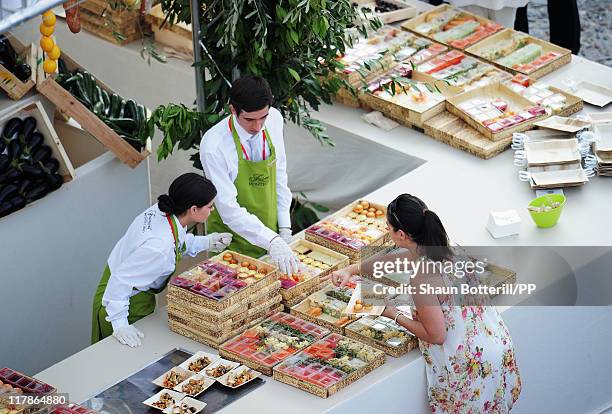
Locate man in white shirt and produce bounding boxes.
[200,76,298,274]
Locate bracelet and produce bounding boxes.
[394,310,403,324]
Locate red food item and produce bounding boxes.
[511,74,530,87]
[63,0,81,33]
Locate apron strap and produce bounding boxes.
[165,214,182,263]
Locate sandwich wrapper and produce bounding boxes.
[486,210,521,239]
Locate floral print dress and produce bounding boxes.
[417,270,522,413]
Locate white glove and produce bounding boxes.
[207,232,233,252]
[279,227,293,244]
[269,236,299,275]
[113,325,144,348]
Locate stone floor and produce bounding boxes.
[527,0,612,66]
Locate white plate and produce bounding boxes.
[217,366,262,389]
[534,116,591,133]
[524,138,581,165]
[143,390,186,411]
[162,397,207,414]
[201,359,241,380]
[593,123,612,152]
[152,367,193,389]
[573,81,612,107]
[173,374,215,397]
[178,351,221,374]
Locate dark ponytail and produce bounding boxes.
[158,173,217,216]
[387,194,452,262]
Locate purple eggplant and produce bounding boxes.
[2,117,22,140]
[25,183,48,201]
[0,183,18,203]
[32,145,51,164]
[0,201,13,218]
[9,195,26,211]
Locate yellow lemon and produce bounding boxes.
[43,59,57,74]
[40,23,54,36]
[48,45,61,60]
[39,36,54,52]
[42,11,56,27]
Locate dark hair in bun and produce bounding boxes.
[158,173,217,216]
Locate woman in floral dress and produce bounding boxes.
[330,194,521,413]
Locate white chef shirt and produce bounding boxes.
[448,0,528,10]
[102,204,209,329]
[199,107,292,250]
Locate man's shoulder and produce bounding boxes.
[201,116,231,153]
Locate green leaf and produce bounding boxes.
[289,30,299,44]
[288,67,301,81]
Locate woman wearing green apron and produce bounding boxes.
[91,173,232,347]
[200,75,299,275]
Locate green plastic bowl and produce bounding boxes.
[528,194,566,228]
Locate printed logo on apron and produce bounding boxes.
[249,172,270,187]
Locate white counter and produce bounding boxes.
[33,3,612,413]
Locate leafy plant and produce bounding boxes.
[290,192,329,234]
[150,0,381,166]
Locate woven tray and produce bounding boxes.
[272,335,386,398]
[344,318,418,358]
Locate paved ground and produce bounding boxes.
[528,0,612,66]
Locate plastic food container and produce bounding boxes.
[527,194,566,228]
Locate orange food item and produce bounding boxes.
[258,268,267,274]
[335,316,350,326]
[248,264,257,271]
[366,212,375,218]
[223,253,233,261]
[230,259,238,265]
[356,299,362,305]
[309,307,323,316]
[241,261,250,268]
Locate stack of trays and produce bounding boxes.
[592,120,612,176]
[261,240,349,310]
[305,199,391,264]
[167,251,282,349]
[520,138,588,189]
[219,312,331,376]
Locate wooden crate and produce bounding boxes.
[345,317,418,357]
[36,51,151,168]
[353,0,417,24]
[0,35,37,100]
[272,333,386,398]
[168,303,284,349]
[168,250,278,312]
[0,100,75,183]
[465,28,571,80]
[79,0,143,45]
[262,240,350,302]
[401,4,503,50]
[424,111,511,159]
[146,4,193,54]
[305,199,391,264]
[446,83,549,141]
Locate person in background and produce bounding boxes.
[548,0,581,54]
[199,75,298,275]
[91,173,232,347]
[447,0,529,28]
[329,194,522,412]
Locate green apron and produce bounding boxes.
[206,117,279,258]
[91,214,183,344]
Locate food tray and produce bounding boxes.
[0,368,56,414]
[466,28,571,79]
[142,390,186,411]
[217,366,262,389]
[345,316,418,357]
[353,0,417,24]
[524,138,581,166]
[593,123,612,154]
[169,303,284,349]
[572,81,612,107]
[527,163,588,189]
[344,283,386,317]
[261,240,349,302]
[305,199,391,264]
[401,4,503,50]
[173,374,215,398]
[178,351,220,374]
[588,112,612,125]
[504,79,583,117]
[446,82,549,141]
[168,250,278,312]
[423,111,512,159]
[219,312,331,376]
[290,282,361,335]
[272,333,385,398]
[200,359,241,380]
[162,397,206,414]
[36,51,150,168]
[152,367,193,389]
[359,66,451,128]
[0,35,37,100]
[53,403,100,414]
[533,116,590,133]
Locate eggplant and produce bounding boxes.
[44,159,60,174]
[9,195,26,211]
[0,183,18,203]
[0,201,13,218]
[32,145,51,164]
[25,131,44,151]
[7,140,22,160]
[0,139,5,154]
[0,168,21,184]
[0,154,9,174]
[21,117,37,141]
[45,173,63,191]
[13,63,31,82]
[18,178,34,195]
[21,163,44,178]
[25,183,48,202]
[2,117,22,140]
